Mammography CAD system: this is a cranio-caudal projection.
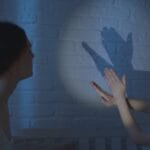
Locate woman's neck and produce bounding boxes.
[0,73,18,104]
[0,73,19,140]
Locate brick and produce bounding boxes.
[59,29,101,41]
[0,0,149,144]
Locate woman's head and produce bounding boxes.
[0,21,34,79]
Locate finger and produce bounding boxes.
[90,81,102,90]
[104,68,114,86]
[104,72,112,87]
[122,75,126,86]
[101,97,112,107]
[104,74,113,88]
[90,82,110,101]
[105,68,114,80]
[100,97,108,105]
[104,68,112,80]
[109,69,119,81]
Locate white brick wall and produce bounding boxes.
[0,0,150,149]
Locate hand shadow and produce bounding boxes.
[82,27,150,99]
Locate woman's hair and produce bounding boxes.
[0,21,27,75]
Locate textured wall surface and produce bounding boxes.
[0,0,150,149]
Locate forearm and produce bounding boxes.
[116,96,143,142]
[103,68,150,144]
[117,97,150,145]
[126,98,150,113]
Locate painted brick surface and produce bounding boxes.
[0,0,149,148]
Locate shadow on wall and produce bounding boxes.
[82,27,150,99]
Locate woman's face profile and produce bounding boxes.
[16,39,34,79]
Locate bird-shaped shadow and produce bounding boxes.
[82,27,150,99]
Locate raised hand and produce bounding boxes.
[82,27,150,100]
[104,68,126,99]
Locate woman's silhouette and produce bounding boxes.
[0,21,75,150]
[0,21,34,149]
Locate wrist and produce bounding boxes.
[114,94,125,100]
[114,95,126,105]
